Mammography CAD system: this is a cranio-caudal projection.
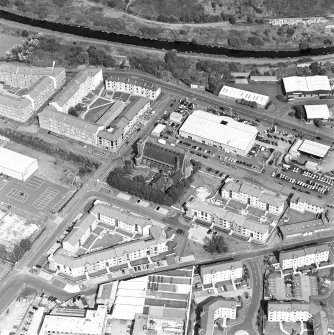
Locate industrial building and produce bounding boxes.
[179,110,258,156]
[304,104,331,122]
[0,62,66,122]
[50,68,103,113]
[282,76,332,98]
[219,85,270,108]
[0,147,38,181]
[105,75,161,100]
[289,139,331,159]
[39,305,107,335]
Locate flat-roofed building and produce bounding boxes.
[0,147,38,181]
[304,104,331,122]
[179,110,258,156]
[200,261,243,288]
[250,75,278,82]
[221,181,286,214]
[50,68,103,113]
[105,75,161,100]
[151,123,166,137]
[170,111,183,124]
[219,85,269,108]
[186,197,270,243]
[39,305,107,335]
[279,244,329,270]
[279,219,330,240]
[199,298,241,334]
[298,139,330,158]
[230,72,250,79]
[283,76,332,98]
[290,193,326,214]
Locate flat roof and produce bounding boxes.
[0,147,37,174]
[170,112,183,123]
[179,110,258,152]
[283,76,331,94]
[304,104,330,119]
[298,139,330,158]
[39,306,107,334]
[151,123,166,134]
[219,85,269,105]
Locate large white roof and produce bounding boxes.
[0,147,37,174]
[219,85,269,106]
[304,105,330,119]
[179,110,258,152]
[298,139,330,158]
[283,76,331,93]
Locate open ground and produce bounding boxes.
[0,33,24,57]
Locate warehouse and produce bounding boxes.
[179,110,258,156]
[219,85,270,108]
[282,76,332,98]
[0,147,38,181]
[298,139,330,159]
[304,105,331,122]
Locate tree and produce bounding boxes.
[203,235,227,254]
[299,41,310,50]
[228,37,240,48]
[229,15,236,24]
[20,239,32,252]
[9,244,24,263]
[276,94,287,102]
[103,54,116,68]
[294,105,306,119]
[314,119,324,127]
[0,0,9,6]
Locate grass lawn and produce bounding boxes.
[91,233,123,249]
[0,34,24,57]
[84,104,112,123]
[5,142,78,186]
[191,171,222,194]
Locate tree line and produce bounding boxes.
[0,239,32,263]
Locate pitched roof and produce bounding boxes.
[280,244,329,262]
[142,141,185,168]
[106,74,159,91]
[201,260,243,276]
[95,101,126,126]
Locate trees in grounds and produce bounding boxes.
[203,235,227,254]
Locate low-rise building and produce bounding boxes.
[278,219,331,240]
[50,68,103,113]
[304,104,331,123]
[279,244,329,270]
[267,302,318,322]
[290,193,325,214]
[221,181,286,214]
[219,85,269,108]
[282,76,332,99]
[186,197,270,243]
[39,305,107,335]
[105,75,161,101]
[199,298,241,334]
[200,261,243,288]
[91,204,151,237]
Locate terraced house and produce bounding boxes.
[221,181,286,214]
[105,75,161,100]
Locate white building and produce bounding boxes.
[279,244,329,270]
[169,111,183,124]
[289,138,331,160]
[201,261,243,287]
[179,110,258,156]
[200,298,240,334]
[0,147,38,181]
[105,75,161,101]
[221,181,286,214]
[39,305,107,335]
[219,85,270,108]
[50,68,103,113]
[91,204,152,237]
[186,197,270,243]
[283,76,332,98]
[151,124,166,137]
[62,213,98,254]
[290,193,325,214]
[267,302,313,322]
[304,104,331,122]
